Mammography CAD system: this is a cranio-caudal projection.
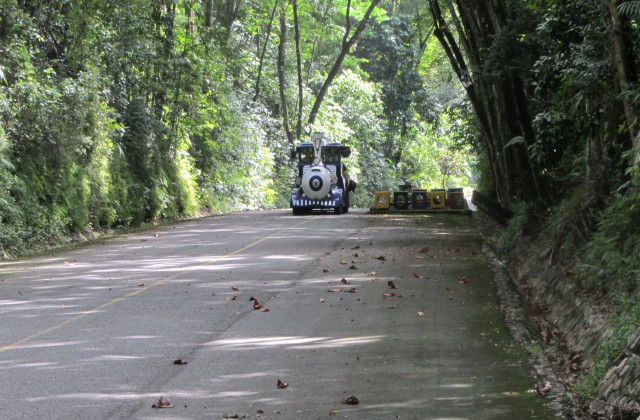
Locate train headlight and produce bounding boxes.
[295,176,302,187]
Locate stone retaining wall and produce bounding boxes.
[482,215,640,418]
[590,329,640,418]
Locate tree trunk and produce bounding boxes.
[207,0,241,41]
[602,0,639,167]
[277,1,294,146]
[205,0,214,27]
[293,0,303,140]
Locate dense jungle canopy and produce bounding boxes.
[1,0,640,405]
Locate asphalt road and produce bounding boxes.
[0,209,557,419]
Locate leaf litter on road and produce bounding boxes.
[276,379,288,389]
[151,397,173,408]
[342,395,359,405]
[250,297,269,312]
[222,413,250,419]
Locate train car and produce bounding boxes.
[290,132,355,215]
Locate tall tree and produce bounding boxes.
[609,0,640,168]
[428,0,541,204]
[277,0,294,145]
[292,0,304,139]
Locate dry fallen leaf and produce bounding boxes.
[320,298,326,303]
[260,307,270,312]
[231,286,240,291]
[223,414,250,419]
[154,233,160,238]
[348,265,358,270]
[368,272,377,277]
[341,278,351,284]
[412,272,423,279]
[277,379,288,389]
[346,288,357,293]
[417,311,425,317]
[535,382,552,395]
[137,283,145,287]
[457,276,468,284]
[352,246,360,250]
[419,246,430,253]
[388,281,398,289]
[152,397,173,408]
[376,255,386,261]
[383,292,396,297]
[329,411,338,417]
[173,359,188,365]
[250,297,263,310]
[323,268,331,273]
[342,396,359,405]
[328,288,344,293]
[227,295,237,301]
[340,260,347,265]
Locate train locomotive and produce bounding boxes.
[290,132,355,215]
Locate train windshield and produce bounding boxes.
[299,148,314,163]
[322,148,340,163]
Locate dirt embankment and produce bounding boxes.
[475,213,640,419]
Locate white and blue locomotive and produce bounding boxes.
[290,132,355,215]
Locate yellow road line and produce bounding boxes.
[0,217,313,353]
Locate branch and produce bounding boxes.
[253,0,278,102]
[307,0,382,129]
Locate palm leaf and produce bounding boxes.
[618,1,640,17]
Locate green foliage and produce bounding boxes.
[579,295,640,395]
[618,1,640,17]
[497,201,533,252]
[578,187,640,295]
[475,152,496,197]
[529,0,613,180]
